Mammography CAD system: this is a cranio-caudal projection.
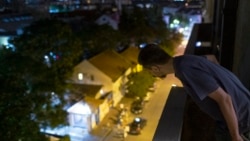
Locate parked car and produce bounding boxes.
[130,98,145,114]
[128,117,147,135]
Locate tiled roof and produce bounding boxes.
[89,49,131,82]
[119,46,140,65]
[70,83,102,98]
[84,96,103,109]
[67,84,103,111]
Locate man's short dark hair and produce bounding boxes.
[138,44,171,68]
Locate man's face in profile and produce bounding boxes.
[145,65,167,79]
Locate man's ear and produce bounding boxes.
[151,65,160,72]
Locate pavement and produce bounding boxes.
[88,97,134,141]
[87,77,182,141]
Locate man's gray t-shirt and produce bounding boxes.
[173,55,250,133]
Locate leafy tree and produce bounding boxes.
[0,19,83,140]
[0,49,49,141]
[119,6,173,49]
[60,135,70,141]
[170,13,190,28]
[11,19,83,78]
[77,24,123,58]
[126,70,155,98]
[143,6,184,56]
[159,32,184,57]
[119,6,156,45]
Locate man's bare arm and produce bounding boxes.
[208,87,243,141]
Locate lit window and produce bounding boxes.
[78,73,83,80]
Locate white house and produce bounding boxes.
[66,84,106,131]
[72,49,132,105]
[67,48,140,132]
[95,12,120,30]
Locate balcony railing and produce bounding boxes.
[153,86,187,141]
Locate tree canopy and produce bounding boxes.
[126,70,155,98]
[119,6,157,44]
[119,6,173,46]
[76,24,124,58]
[0,19,83,140]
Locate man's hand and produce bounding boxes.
[232,135,244,141]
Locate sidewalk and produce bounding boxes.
[90,97,134,141]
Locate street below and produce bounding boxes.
[101,74,182,141]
